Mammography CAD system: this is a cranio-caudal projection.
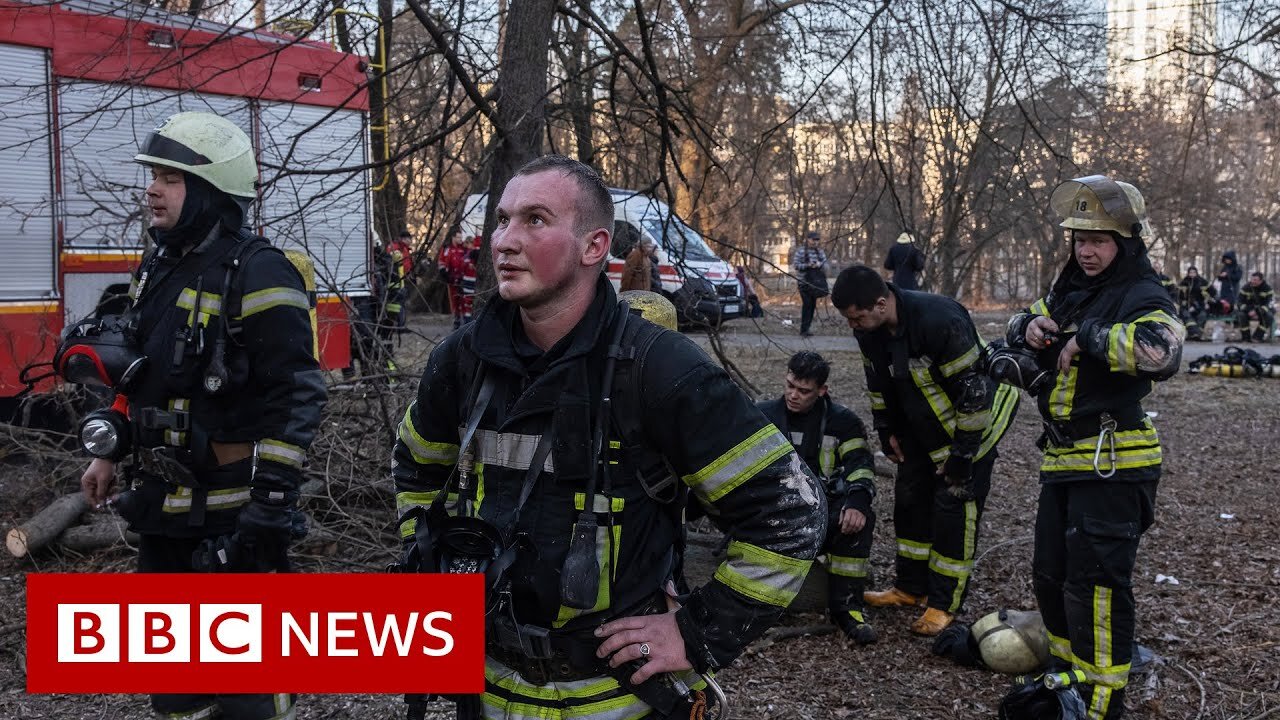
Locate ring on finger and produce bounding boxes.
[639,643,650,657]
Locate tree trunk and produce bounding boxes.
[475,0,558,308]
[58,517,138,553]
[6,493,90,558]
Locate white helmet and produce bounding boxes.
[135,112,257,198]
[972,609,1051,674]
[1050,175,1147,239]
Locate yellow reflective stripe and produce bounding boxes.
[869,391,886,411]
[573,492,625,513]
[1047,631,1072,663]
[1089,686,1116,719]
[683,424,792,503]
[1070,657,1131,688]
[932,499,978,612]
[1048,366,1078,419]
[911,366,956,434]
[484,659,622,700]
[928,446,950,463]
[164,398,189,447]
[1093,585,1113,679]
[238,286,310,319]
[955,409,990,433]
[162,704,219,720]
[176,288,224,316]
[398,405,459,466]
[977,383,1018,458]
[897,538,930,560]
[713,540,811,607]
[553,521,613,627]
[128,276,139,301]
[845,467,875,484]
[939,344,979,378]
[1029,298,1049,315]
[838,437,868,457]
[847,609,866,623]
[1041,424,1162,472]
[827,554,869,578]
[161,486,250,513]
[259,439,304,468]
[482,694,650,720]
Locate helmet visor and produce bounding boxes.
[138,131,212,167]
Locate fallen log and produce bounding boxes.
[6,492,89,558]
[58,516,138,553]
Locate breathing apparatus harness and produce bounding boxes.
[396,301,725,720]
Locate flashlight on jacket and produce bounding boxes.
[78,394,133,461]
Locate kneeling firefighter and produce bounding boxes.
[997,176,1183,720]
[63,111,326,720]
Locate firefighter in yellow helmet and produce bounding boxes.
[74,112,324,720]
[999,175,1184,719]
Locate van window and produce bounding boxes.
[611,221,643,259]
[640,217,718,262]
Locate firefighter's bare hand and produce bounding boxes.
[1056,336,1082,373]
[839,507,866,534]
[595,611,692,684]
[81,458,117,508]
[1026,316,1060,350]
[887,435,905,463]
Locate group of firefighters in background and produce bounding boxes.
[1156,250,1275,343]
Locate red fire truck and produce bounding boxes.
[0,0,373,412]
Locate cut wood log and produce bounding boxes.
[6,492,89,558]
[58,517,138,553]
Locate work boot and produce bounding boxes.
[910,607,954,636]
[833,610,878,646]
[1255,327,1267,343]
[863,587,926,607]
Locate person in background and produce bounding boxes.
[438,226,470,329]
[792,230,828,337]
[884,232,926,291]
[1217,250,1242,311]
[1235,271,1274,343]
[1177,265,1215,341]
[621,237,657,292]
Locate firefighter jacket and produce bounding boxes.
[1155,273,1177,302]
[1238,281,1274,313]
[855,287,1019,465]
[437,243,469,286]
[392,277,825,672]
[757,396,876,514]
[1177,275,1214,309]
[1007,255,1184,483]
[123,226,326,535]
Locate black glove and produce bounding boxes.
[941,455,975,499]
[191,491,296,572]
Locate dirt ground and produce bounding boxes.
[1,312,1277,719]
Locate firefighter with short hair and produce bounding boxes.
[1004,175,1183,719]
[391,155,824,719]
[831,265,1020,638]
[72,111,325,720]
[757,351,878,645]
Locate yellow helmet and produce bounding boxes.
[620,290,677,331]
[971,609,1051,674]
[1050,175,1146,239]
[135,112,257,198]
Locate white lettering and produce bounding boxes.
[421,611,454,657]
[363,612,418,657]
[327,611,358,657]
[281,612,319,657]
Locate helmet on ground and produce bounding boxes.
[1050,175,1146,239]
[620,290,677,331]
[135,112,257,198]
[972,609,1051,674]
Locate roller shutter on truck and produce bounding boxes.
[257,102,369,294]
[0,43,55,300]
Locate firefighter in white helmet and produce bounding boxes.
[1000,175,1184,719]
[75,111,324,720]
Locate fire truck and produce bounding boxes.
[0,0,373,413]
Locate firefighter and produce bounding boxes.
[1177,266,1214,341]
[830,265,1020,638]
[1151,263,1177,302]
[1004,175,1183,719]
[756,351,878,645]
[1235,272,1274,343]
[77,112,325,720]
[391,155,825,719]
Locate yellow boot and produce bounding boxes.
[863,587,927,607]
[910,607,954,636]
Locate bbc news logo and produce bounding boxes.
[27,574,483,693]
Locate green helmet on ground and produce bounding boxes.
[134,111,257,199]
[1050,175,1147,239]
[620,290,677,331]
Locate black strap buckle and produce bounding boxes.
[138,407,191,432]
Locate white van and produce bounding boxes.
[462,188,742,326]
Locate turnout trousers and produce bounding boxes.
[138,535,296,720]
[823,500,876,625]
[1033,479,1158,720]
[891,451,995,613]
